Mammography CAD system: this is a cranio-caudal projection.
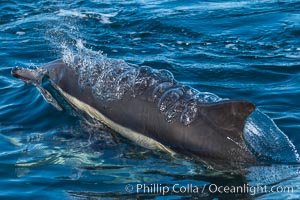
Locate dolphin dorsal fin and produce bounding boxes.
[199,100,255,138]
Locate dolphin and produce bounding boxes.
[11,57,258,170]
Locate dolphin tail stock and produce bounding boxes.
[11,67,63,111]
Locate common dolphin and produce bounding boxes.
[11,57,258,170]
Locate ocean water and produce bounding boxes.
[1,0,300,199]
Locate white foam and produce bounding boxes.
[57,9,87,18]
[57,9,118,24]
[16,31,26,35]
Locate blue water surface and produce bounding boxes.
[1,0,300,199]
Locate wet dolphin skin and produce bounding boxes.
[12,57,258,170]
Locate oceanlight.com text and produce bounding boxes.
[125,183,296,196]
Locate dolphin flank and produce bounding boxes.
[11,57,258,170]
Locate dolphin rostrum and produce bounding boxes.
[11,56,258,170]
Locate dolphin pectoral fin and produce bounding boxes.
[36,85,63,111]
[200,100,255,136]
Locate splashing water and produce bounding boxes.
[60,40,299,163]
[244,111,300,163]
[61,40,222,126]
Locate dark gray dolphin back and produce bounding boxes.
[103,93,257,168]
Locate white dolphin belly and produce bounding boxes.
[55,85,176,155]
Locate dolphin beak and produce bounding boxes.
[11,67,38,83]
